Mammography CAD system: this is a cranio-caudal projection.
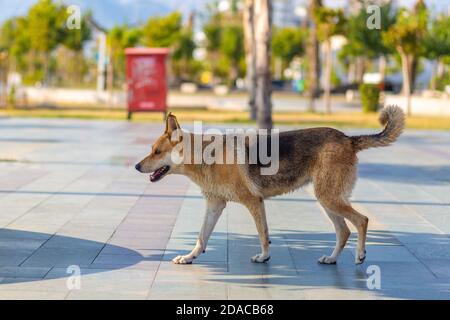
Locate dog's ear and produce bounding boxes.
[165,113,182,142]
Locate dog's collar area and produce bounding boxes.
[150,166,171,182]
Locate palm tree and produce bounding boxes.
[243,0,257,120]
[313,7,345,114]
[254,0,273,129]
[306,0,322,112]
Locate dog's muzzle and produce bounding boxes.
[135,163,142,172]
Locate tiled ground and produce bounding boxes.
[0,117,449,300]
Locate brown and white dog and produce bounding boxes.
[135,105,405,265]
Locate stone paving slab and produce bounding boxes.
[0,117,449,299]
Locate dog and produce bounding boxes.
[135,105,405,265]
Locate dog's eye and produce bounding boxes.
[154,150,161,155]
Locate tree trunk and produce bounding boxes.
[410,55,418,93]
[402,54,417,94]
[430,59,438,91]
[348,61,355,84]
[254,0,273,130]
[306,0,322,112]
[355,56,366,84]
[379,55,387,84]
[323,39,332,114]
[400,49,412,116]
[274,57,283,80]
[243,0,257,120]
[43,52,50,86]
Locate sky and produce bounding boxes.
[0,0,448,28]
[0,0,211,28]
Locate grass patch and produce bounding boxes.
[1,107,450,130]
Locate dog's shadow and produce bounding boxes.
[358,163,450,186]
[170,230,450,300]
[0,229,448,300]
[0,229,161,285]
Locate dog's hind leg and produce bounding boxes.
[318,208,351,265]
[173,198,226,265]
[243,198,271,263]
[319,200,368,265]
[314,163,368,265]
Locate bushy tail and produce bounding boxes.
[351,105,405,152]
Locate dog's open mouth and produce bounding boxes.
[150,166,170,183]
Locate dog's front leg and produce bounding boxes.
[173,198,226,265]
[244,198,271,263]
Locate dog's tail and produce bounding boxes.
[351,105,405,152]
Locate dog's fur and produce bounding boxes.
[136,105,405,265]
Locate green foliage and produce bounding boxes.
[0,17,30,70]
[108,25,142,86]
[203,10,244,85]
[0,0,92,85]
[359,84,380,113]
[7,84,16,107]
[27,0,66,54]
[172,30,198,80]
[204,14,223,51]
[423,14,450,61]
[331,68,341,87]
[435,72,450,91]
[272,27,305,65]
[220,26,244,65]
[142,12,182,48]
[313,7,346,42]
[173,31,196,61]
[61,11,92,52]
[343,3,396,59]
[382,5,428,56]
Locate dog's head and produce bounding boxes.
[135,113,184,182]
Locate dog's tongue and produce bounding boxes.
[150,166,169,182]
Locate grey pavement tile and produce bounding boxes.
[92,252,163,266]
[0,249,34,267]
[42,236,106,250]
[364,245,419,263]
[303,287,378,300]
[21,247,102,268]
[377,287,450,300]
[0,238,46,251]
[410,243,450,260]
[66,290,148,300]
[0,266,51,279]
[149,280,228,300]
[153,262,228,284]
[45,267,155,293]
[0,289,68,300]
[2,119,449,300]
[420,259,450,278]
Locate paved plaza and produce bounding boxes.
[0,117,449,300]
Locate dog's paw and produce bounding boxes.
[355,250,367,265]
[318,255,337,265]
[172,255,194,265]
[251,254,271,263]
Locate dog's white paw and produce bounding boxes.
[355,250,367,265]
[318,255,337,265]
[172,255,194,265]
[251,254,271,263]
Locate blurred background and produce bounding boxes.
[0,0,449,129]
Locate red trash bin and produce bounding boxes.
[125,48,170,120]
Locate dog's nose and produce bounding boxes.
[135,163,142,172]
